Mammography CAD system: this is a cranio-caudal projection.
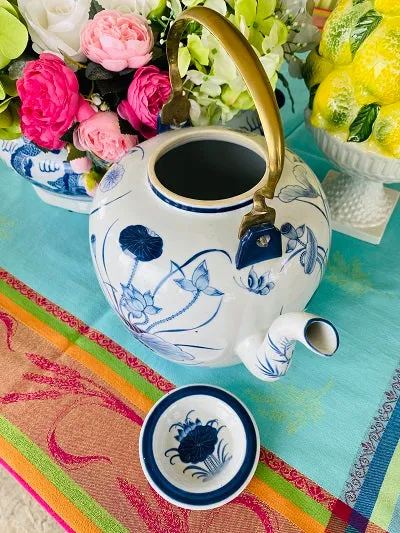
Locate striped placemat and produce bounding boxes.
[0,268,398,532]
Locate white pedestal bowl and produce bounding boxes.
[305,110,400,244]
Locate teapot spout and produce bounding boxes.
[237,312,339,382]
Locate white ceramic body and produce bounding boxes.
[305,110,400,232]
[0,137,91,213]
[89,126,331,369]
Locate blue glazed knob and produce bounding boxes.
[235,223,282,270]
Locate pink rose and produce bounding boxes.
[80,10,153,72]
[17,53,88,150]
[70,156,93,174]
[73,111,138,163]
[118,65,171,139]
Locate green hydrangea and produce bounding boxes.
[0,1,29,139]
[0,0,28,69]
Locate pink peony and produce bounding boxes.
[17,53,88,150]
[80,10,153,72]
[73,111,137,163]
[118,65,171,139]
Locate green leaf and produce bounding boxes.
[0,0,18,17]
[353,0,365,5]
[60,123,77,144]
[89,0,103,19]
[187,34,209,66]
[148,0,166,19]
[0,50,9,69]
[0,7,28,60]
[85,62,114,80]
[308,84,319,110]
[0,95,12,113]
[348,103,380,143]
[0,75,16,96]
[255,0,275,21]
[96,76,130,96]
[67,145,86,162]
[259,18,288,47]
[0,81,5,100]
[0,99,20,137]
[178,46,191,77]
[0,128,20,139]
[350,9,382,56]
[235,0,256,26]
[151,46,164,62]
[7,55,34,79]
[117,115,137,135]
[0,106,12,127]
[170,0,182,16]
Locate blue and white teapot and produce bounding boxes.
[89,7,338,382]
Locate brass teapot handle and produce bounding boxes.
[161,6,285,238]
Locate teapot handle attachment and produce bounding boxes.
[161,6,285,244]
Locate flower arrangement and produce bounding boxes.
[1,0,319,195]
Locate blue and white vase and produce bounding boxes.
[0,136,92,213]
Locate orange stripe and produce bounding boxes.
[0,434,101,533]
[248,476,326,533]
[0,293,153,415]
[0,292,325,531]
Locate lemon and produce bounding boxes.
[352,17,400,105]
[306,0,400,157]
[303,49,334,89]
[311,67,359,133]
[319,0,373,65]
[374,0,400,16]
[370,102,400,158]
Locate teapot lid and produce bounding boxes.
[139,384,260,509]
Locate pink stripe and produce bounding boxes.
[0,458,75,533]
[0,269,337,510]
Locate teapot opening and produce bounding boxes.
[148,128,268,210]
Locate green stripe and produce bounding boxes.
[0,278,333,525]
[255,462,331,526]
[0,280,164,403]
[370,440,400,529]
[0,416,127,532]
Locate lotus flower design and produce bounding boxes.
[165,410,231,481]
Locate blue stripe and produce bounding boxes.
[149,179,252,213]
[141,385,258,508]
[354,398,400,519]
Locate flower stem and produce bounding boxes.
[146,291,199,333]
[134,315,149,327]
[63,53,87,69]
[127,259,139,286]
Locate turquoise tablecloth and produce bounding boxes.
[1,77,399,506]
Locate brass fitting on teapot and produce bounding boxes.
[161,6,285,242]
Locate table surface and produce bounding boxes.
[0,75,399,533]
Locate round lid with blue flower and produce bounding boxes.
[139,384,260,510]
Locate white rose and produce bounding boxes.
[98,0,164,17]
[17,0,91,61]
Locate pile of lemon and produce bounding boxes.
[305,0,400,158]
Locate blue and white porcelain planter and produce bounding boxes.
[0,137,92,213]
